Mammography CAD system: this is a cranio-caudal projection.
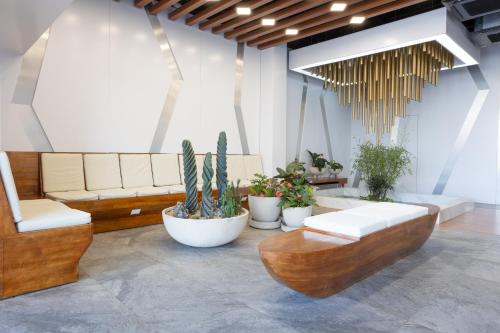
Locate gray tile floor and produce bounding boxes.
[1,225,500,333]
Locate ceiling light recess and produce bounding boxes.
[350,16,365,24]
[330,2,347,12]
[261,18,276,26]
[236,6,251,15]
[285,28,299,36]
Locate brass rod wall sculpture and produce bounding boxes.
[308,41,454,142]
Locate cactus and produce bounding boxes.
[182,140,198,214]
[216,132,228,202]
[201,152,214,218]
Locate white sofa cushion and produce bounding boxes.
[244,155,263,181]
[151,154,181,186]
[46,190,98,202]
[17,199,91,232]
[227,155,246,183]
[164,184,186,194]
[344,202,429,227]
[84,154,123,191]
[304,211,387,238]
[120,154,154,189]
[134,186,170,197]
[0,152,23,222]
[90,188,137,200]
[41,153,85,193]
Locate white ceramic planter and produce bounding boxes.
[162,208,249,248]
[282,206,313,228]
[248,195,281,222]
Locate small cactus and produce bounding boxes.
[182,140,198,214]
[201,152,214,218]
[216,132,228,202]
[173,202,189,219]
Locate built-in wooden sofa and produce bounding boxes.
[0,152,92,299]
[7,152,262,233]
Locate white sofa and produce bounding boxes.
[0,152,91,232]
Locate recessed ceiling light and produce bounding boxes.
[285,28,299,36]
[330,2,347,12]
[350,16,365,24]
[261,18,276,26]
[236,6,251,15]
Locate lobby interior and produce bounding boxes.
[0,0,500,332]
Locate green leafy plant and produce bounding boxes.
[219,181,242,218]
[248,174,279,197]
[182,140,198,214]
[278,177,316,209]
[201,152,214,218]
[307,150,328,171]
[352,142,412,201]
[216,132,227,202]
[275,159,306,182]
[327,160,343,171]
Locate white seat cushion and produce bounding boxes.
[344,202,429,227]
[244,155,263,181]
[46,190,98,202]
[164,184,186,194]
[134,186,170,197]
[90,188,137,200]
[0,152,23,222]
[17,199,91,232]
[41,153,85,193]
[84,154,123,191]
[227,155,246,183]
[304,211,387,238]
[151,154,181,186]
[120,154,154,189]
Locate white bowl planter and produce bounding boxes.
[248,195,281,222]
[162,208,249,248]
[282,206,313,228]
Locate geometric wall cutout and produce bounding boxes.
[295,75,308,160]
[234,42,250,155]
[319,89,333,160]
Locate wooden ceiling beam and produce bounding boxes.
[134,0,152,8]
[199,0,273,31]
[258,0,428,49]
[248,0,393,47]
[225,0,331,40]
[169,0,206,21]
[186,0,242,26]
[212,0,302,34]
[149,0,180,15]
[238,0,363,43]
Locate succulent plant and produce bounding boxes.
[182,140,198,214]
[173,202,189,219]
[216,132,228,202]
[201,152,214,218]
[219,181,242,218]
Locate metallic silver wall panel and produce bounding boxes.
[148,13,184,153]
[320,90,333,160]
[234,42,250,155]
[295,75,308,160]
[12,29,50,105]
[433,65,490,194]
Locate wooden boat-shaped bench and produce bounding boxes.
[259,203,439,298]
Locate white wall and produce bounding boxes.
[0,0,288,173]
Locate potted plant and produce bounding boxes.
[248,174,282,229]
[307,150,328,177]
[162,132,248,247]
[327,160,343,177]
[352,142,411,202]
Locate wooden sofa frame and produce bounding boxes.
[0,177,93,299]
[259,204,439,298]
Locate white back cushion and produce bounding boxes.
[244,155,263,180]
[344,202,428,227]
[84,154,122,190]
[41,153,85,193]
[0,152,23,222]
[120,154,154,188]
[304,211,387,238]
[151,154,181,186]
[227,155,246,183]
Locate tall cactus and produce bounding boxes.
[216,132,228,202]
[182,140,197,214]
[201,152,214,218]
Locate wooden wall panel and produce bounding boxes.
[6,152,41,199]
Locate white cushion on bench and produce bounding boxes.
[46,190,98,202]
[120,154,154,188]
[244,155,263,181]
[227,155,246,183]
[151,154,181,186]
[304,211,387,238]
[134,186,170,197]
[344,202,428,227]
[17,199,91,232]
[0,152,23,222]
[91,188,137,200]
[84,154,123,190]
[41,153,85,193]
[164,184,186,194]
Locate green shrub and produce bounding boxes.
[248,174,279,197]
[219,181,242,218]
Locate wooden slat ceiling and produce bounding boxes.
[135,0,429,49]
